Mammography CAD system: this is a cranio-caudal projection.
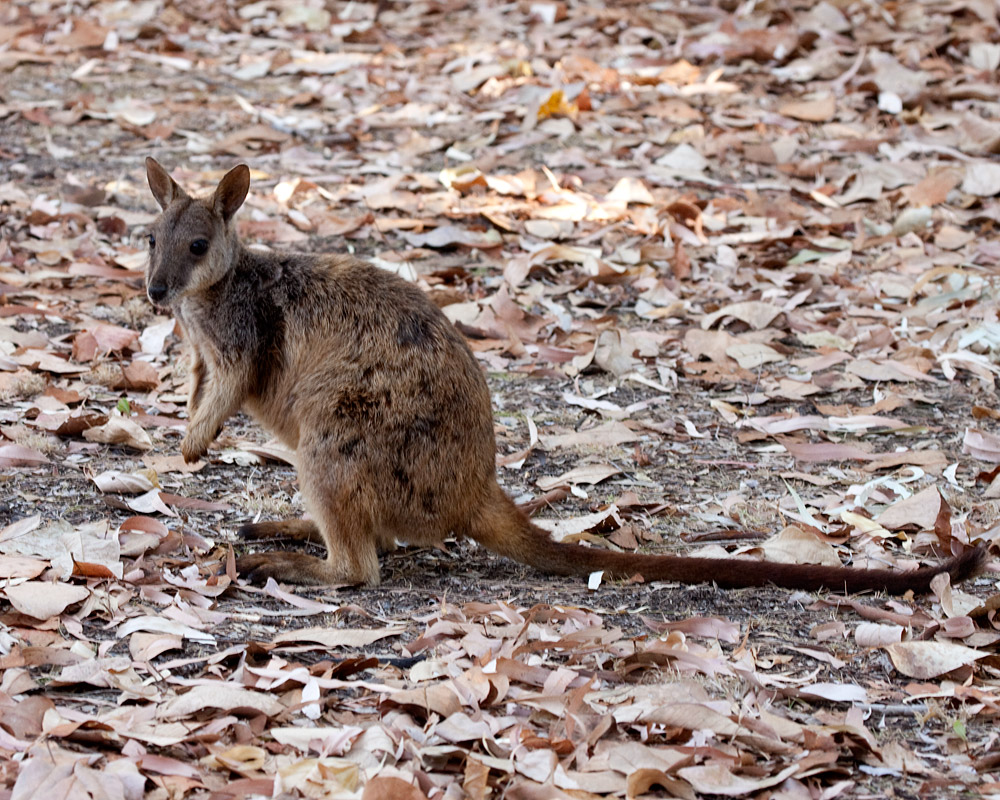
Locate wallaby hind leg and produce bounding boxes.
[235,455,381,586]
[238,519,322,544]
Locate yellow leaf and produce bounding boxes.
[537,89,576,119]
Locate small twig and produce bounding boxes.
[693,459,759,468]
[858,702,928,715]
[519,487,569,516]
[681,529,768,544]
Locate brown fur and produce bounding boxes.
[144,158,986,594]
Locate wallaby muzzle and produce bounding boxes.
[147,282,168,304]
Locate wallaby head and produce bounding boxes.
[144,158,250,307]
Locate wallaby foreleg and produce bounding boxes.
[181,363,246,463]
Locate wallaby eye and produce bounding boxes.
[190,239,209,256]
[148,234,155,249]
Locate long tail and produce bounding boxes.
[469,486,986,595]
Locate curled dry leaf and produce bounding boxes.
[158,685,285,719]
[758,525,842,567]
[87,322,139,353]
[701,301,783,331]
[275,758,360,796]
[641,703,777,747]
[123,489,177,517]
[119,515,170,536]
[202,745,267,774]
[884,641,987,679]
[593,329,639,376]
[535,463,621,491]
[0,514,41,542]
[0,444,49,467]
[56,656,142,690]
[643,616,741,643]
[875,486,948,533]
[117,615,217,645]
[678,763,800,797]
[605,177,655,205]
[3,581,89,620]
[940,616,976,639]
[0,555,48,579]
[963,428,1000,462]
[961,163,1000,196]
[513,748,558,783]
[779,94,836,121]
[539,421,640,450]
[272,626,404,648]
[382,684,462,718]
[83,415,153,451]
[798,682,868,703]
[626,770,692,800]
[129,632,182,661]
[113,360,160,391]
[271,726,365,755]
[138,318,176,355]
[725,341,785,370]
[855,622,906,648]
[90,469,155,494]
[533,505,622,542]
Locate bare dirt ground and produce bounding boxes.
[2,1,1000,798]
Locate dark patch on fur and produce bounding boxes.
[421,489,436,514]
[252,299,285,396]
[392,464,411,490]
[339,437,360,457]
[414,415,437,433]
[397,311,434,348]
[196,254,292,397]
[337,390,375,418]
[250,256,317,393]
[392,414,440,458]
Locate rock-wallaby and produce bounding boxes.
[144,158,985,593]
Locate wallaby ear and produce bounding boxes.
[145,157,185,210]
[213,164,251,222]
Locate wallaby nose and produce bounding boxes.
[147,283,168,303]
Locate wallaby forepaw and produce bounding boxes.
[181,425,214,463]
[181,439,206,463]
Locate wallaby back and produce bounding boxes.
[144,158,987,595]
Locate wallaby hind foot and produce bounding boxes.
[237,501,380,585]
[236,551,360,586]
[236,517,381,585]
